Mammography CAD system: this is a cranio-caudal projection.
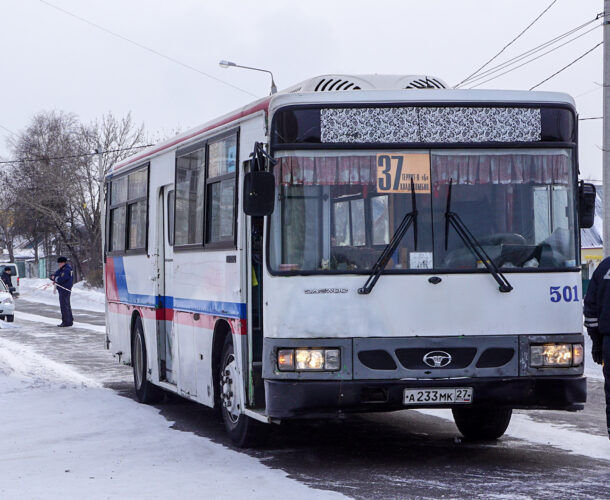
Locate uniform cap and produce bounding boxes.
[57,256,67,263]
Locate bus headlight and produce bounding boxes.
[296,349,324,370]
[277,348,341,371]
[572,344,584,366]
[530,344,583,367]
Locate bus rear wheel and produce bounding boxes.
[132,316,163,404]
[452,407,512,440]
[219,335,265,448]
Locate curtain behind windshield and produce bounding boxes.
[274,152,569,187]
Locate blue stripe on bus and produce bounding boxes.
[112,256,246,319]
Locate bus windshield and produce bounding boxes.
[268,148,577,273]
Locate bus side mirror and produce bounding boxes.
[579,182,596,229]
[243,171,275,216]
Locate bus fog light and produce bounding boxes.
[572,344,584,366]
[277,349,295,371]
[530,344,572,367]
[296,349,325,370]
[324,349,341,370]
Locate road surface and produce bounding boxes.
[4,300,610,499]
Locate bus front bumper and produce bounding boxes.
[264,376,586,419]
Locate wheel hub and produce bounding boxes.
[220,355,239,423]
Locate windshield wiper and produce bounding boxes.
[444,179,513,293]
[358,178,418,295]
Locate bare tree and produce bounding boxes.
[7,110,147,285]
[9,111,86,274]
[0,195,17,262]
[79,112,147,284]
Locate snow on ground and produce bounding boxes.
[417,408,610,462]
[16,310,105,334]
[0,336,346,500]
[18,278,105,313]
[0,336,100,391]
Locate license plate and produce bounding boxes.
[403,387,473,405]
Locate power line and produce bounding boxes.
[467,24,602,89]
[463,19,601,88]
[0,144,153,165]
[454,0,557,88]
[529,41,603,90]
[37,0,258,98]
[0,124,17,137]
[579,116,603,120]
[575,85,603,98]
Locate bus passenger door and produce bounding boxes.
[157,186,176,385]
[248,213,265,408]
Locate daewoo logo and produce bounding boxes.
[304,288,348,294]
[423,351,452,368]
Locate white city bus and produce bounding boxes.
[104,74,596,446]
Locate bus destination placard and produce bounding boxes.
[376,153,430,194]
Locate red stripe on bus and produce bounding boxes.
[111,98,271,173]
[104,257,120,302]
[107,302,246,334]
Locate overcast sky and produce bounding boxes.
[0,0,604,179]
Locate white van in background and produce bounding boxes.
[0,263,20,297]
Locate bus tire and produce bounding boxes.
[6,315,14,323]
[452,407,512,440]
[219,335,266,448]
[132,316,163,404]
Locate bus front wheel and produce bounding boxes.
[132,316,163,404]
[452,407,512,440]
[219,335,266,448]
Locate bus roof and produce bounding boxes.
[109,74,575,177]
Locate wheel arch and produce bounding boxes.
[129,308,144,366]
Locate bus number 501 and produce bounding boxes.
[549,285,579,303]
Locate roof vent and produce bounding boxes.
[283,74,448,93]
[314,78,361,91]
[403,77,446,89]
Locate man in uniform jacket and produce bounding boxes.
[584,256,610,440]
[50,256,73,327]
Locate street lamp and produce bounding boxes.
[219,60,277,95]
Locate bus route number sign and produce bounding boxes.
[376,153,431,194]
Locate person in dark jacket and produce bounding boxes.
[1,267,13,291]
[50,256,73,327]
[583,256,610,440]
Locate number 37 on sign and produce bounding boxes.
[376,153,431,194]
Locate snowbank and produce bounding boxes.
[19,278,105,313]
[0,340,345,500]
[0,337,100,391]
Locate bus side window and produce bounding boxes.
[206,134,237,246]
[108,176,127,252]
[107,166,149,254]
[126,169,148,251]
[175,146,205,246]
[167,190,175,246]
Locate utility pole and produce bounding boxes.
[96,146,109,340]
[96,146,105,263]
[602,0,610,257]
